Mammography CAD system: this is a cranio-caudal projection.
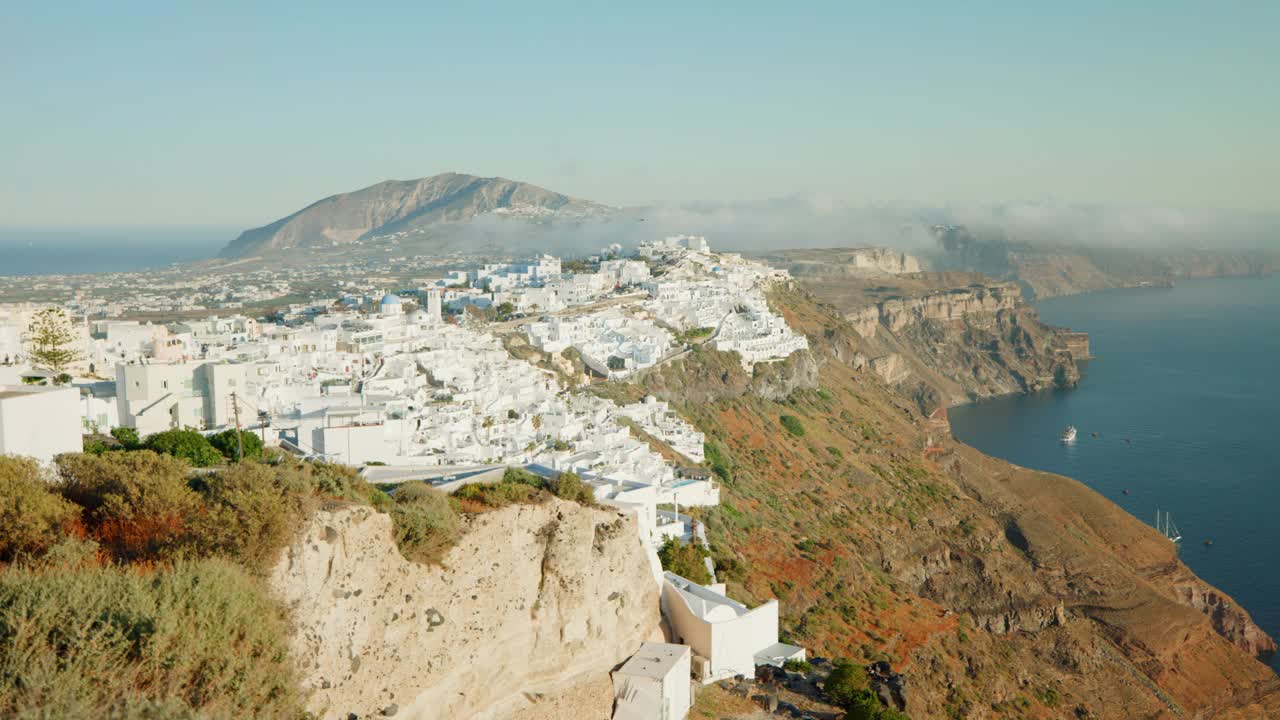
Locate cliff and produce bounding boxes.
[799,273,1081,409]
[615,285,1279,719]
[760,247,923,277]
[270,499,660,720]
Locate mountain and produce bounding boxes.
[220,173,615,258]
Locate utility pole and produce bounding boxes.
[230,392,244,462]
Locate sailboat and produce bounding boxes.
[1154,508,1182,544]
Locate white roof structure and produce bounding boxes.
[616,642,689,680]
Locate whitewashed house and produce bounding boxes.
[612,643,692,720]
[661,572,805,684]
[0,384,82,463]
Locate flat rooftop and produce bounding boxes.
[0,384,72,400]
[616,642,689,680]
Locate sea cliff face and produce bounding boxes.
[623,284,1279,718]
[271,500,659,720]
[803,275,1082,410]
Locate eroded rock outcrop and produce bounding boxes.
[876,282,1020,334]
[271,500,660,720]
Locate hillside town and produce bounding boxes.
[1,237,811,719]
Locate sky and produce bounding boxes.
[1,1,1277,230]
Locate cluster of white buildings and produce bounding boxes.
[0,238,818,720]
[526,310,673,378]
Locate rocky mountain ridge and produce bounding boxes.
[221,173,614,258]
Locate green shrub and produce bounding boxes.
[142,429,223,467]
[784,659,812,673]
[0,455,79,562]
[657,536,711,584]
[780,414,806,437]
[82,436,111,455]
[110,426,140,449]
[0,558,302,719]
[1036,686,1061,707]
[454,480,543,508]
[189,463,301,572]
[499,466,542,486]
[704,441,733,483]
[55,451,203,563]
[823,660,870,706]
[389,482,460,564]
[207,429,264,462]
[552,471,594,504]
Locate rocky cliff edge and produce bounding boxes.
[270,500,660,720]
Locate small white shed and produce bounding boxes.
[612,642,691,720]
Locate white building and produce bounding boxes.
[115,362,247,435]
[661,572,804,684]
[612,643,692,720]
[0,385,82,463]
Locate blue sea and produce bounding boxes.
[949,274,1280,671]
[0,228,230,276]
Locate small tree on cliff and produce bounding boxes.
[25,308,83,378]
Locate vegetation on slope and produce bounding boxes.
[617,284,1280,719]
[0,449,521,717]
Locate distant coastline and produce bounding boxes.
[0,228,230,277]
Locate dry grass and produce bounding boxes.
[0,553,303,719]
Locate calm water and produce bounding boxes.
[949,275,1280,671]
[0,228,230,276]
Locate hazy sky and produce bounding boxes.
[2,1,1277,229]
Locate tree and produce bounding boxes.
[494,302,515,321]
[209,429,264,462]
[143,429,224,467]
[25,308,83,376]
[606,355,627,371]
[657,536,712,584]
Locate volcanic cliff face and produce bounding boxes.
[799,273,1080,411]
[222,173,614,258]
[760,247,924,277]
[270,499,659,720]
[622,285,1279,719]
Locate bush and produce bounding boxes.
[207,429,264,462]
[389,482,460,564]
[0,558,302,718]
[0,455,79,562]
[784,659,812,673]
[189,463,301,572]
[55,451,203,562]
[824,660,870,707]
[110,426,140,450]
[552,471,594,505]
[704,441,733,483]
[143,429,223,467]
[454,479,543,508]
[780,414,806,437]
[657,536,712,584]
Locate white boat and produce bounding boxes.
[1060,425,1077,442]
[1155,508,1182,544]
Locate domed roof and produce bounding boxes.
[379,293,402,306]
